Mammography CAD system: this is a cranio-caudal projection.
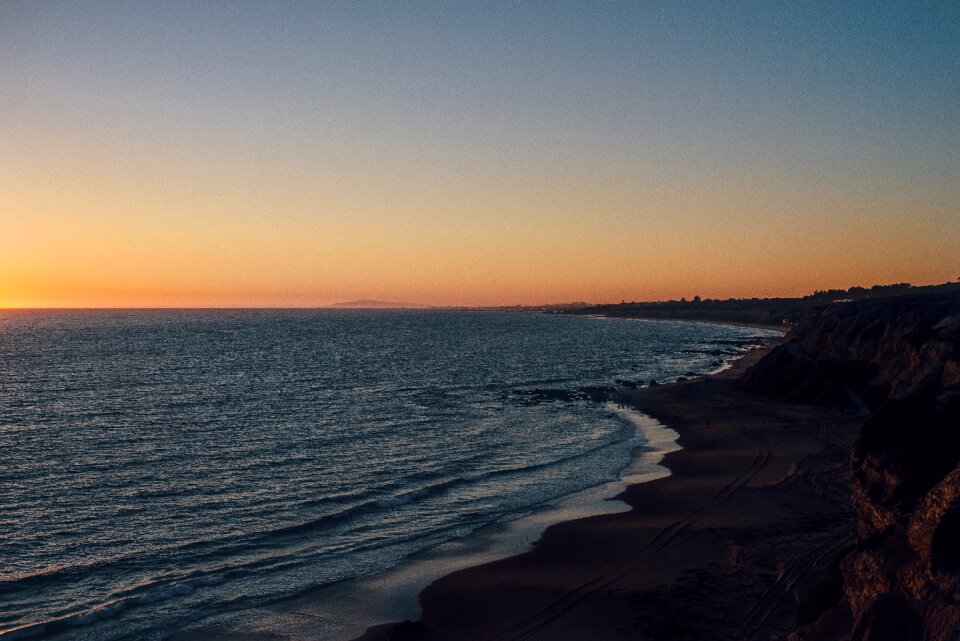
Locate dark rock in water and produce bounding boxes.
[514,388,575,403]
[580,386,614,402]
[648,379,659,386]
[685,371,698,377]
[514,385,616,404]
[682,348,740,356]
[676,376,688,382]
[714,337,766,346]
[746,291,960,640]
[533,389,574,402]
[615,378,640,389]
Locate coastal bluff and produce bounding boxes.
[356,292,960,641]
[741,291,960,640]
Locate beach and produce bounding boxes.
[2,312,777,641]
[9,300,957,641]
[360,345,863,640]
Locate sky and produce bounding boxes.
[2,1,959,307]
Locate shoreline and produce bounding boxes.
[573,311,788,333]
[168,324,771,641]
[300,410,680,641]
[164,325,785,641]
[582,313,788,333]
[359,339,861,640]
[171,409,683,641]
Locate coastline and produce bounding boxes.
[167,321,768,641]
[162,325,787,641]
[358,339,861,641]
[581,312,787,333]
[171,410,683,641]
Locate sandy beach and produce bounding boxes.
[360,346,862,640]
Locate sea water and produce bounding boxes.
[0,310,778,640]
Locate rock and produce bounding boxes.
[514,388,575,402]
[740,292,960,410]
[741,291,960,640]
[580,386,614,402]
[943,360,960,388]
[849,594,923,641]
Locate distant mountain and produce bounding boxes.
[328,300,429,309]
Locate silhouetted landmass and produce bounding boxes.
[328,300,431,309]
[740,289,960,640]
[328,301,592,311]
[563,281,960,327]
[449,302,592,312]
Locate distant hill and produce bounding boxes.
[328,300,430,309]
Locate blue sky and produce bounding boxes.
[2,2,959,306]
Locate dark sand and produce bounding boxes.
[361,347,861,641]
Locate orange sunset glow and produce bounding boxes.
[3,3,958,308]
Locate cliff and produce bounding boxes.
[740,292,960,640]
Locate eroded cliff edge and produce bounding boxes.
[740,291,960,641]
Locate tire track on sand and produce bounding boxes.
[481,443,772,641]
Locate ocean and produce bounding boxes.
[0,310,778,640]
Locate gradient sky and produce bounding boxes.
[2,1,959,307]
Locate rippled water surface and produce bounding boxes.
[0,310,776,640]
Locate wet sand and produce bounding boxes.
[360,347,861,640]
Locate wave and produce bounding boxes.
[1,408,640,641]
[0,572,229,640]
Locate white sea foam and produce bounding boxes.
[607,403,682,485]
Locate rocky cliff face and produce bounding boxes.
[741,292,960,641]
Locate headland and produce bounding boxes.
[360,288,960,641]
